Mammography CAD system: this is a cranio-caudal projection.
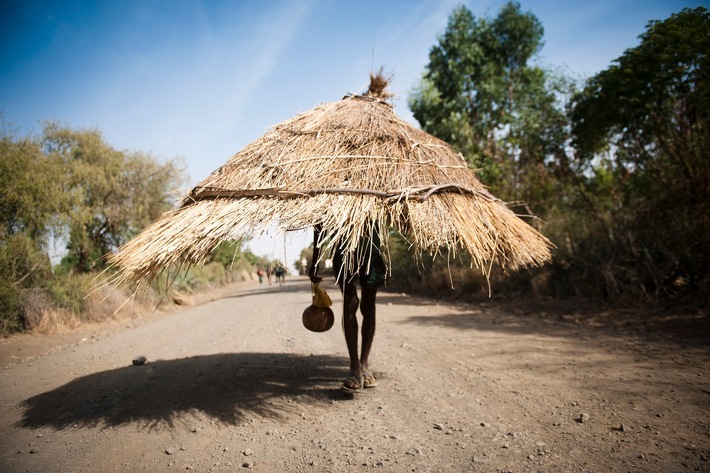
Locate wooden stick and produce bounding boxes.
[188,185,501,203]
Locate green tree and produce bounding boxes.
[0,126,63,333]
[409,1,571,203]
[296,244,314,276]
[407,2,576,300]
[0,121,188,334]
[571,7,710,296]
[0,128,65,240]
[42,123,186,272]
[573,7,709,182]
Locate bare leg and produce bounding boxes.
[359,285,378,387]
[359,285,377,372]
[340,276,362,390]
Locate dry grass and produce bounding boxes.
[107,74,553,289]
[18,284,149,334]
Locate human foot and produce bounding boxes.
[363,370,379,388]
[341,373,363,393]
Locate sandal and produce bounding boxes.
[363,370,379,388]
[341,373,363,393]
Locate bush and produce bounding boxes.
[152,262,230,294]
[0,284,23,334]
[49,272,95,315]
[19,288,55,330]
[0,233,53,335]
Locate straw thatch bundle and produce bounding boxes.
[107,73,552,288]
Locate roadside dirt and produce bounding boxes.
[1,276,708,472]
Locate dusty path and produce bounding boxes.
[1,276,708,472]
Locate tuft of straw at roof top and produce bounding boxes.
[365,67,394,99]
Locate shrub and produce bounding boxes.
[0,284,23,334]
[0,233,53,335]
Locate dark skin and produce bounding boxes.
[309,225,378,392]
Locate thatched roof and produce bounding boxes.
[107,73,552,288]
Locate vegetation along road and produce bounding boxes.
[1,277,708,472]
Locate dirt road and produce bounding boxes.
[1,277,708,472]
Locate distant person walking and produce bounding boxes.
[266,264,273,285]
[274,264,286,286]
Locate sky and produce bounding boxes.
[1,0,705,266]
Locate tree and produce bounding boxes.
[0,127,64,332]
[408,2,576,297]
[0,129,50,331]
[571,7,710,295]
[42,123,186,272]
[409,2,572,206]
[0,121,188,333]
[573,7,708,183]
[0,128,66,241]
[296,244,314,276]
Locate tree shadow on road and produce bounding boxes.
[381,290,709,347]
[220,281,307,300]
[18,352,349,430]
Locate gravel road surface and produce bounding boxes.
[1,276,708,472]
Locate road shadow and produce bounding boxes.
[18,352,350,430]
[220,282,305,299]
[220,279,708,347]
[214,277,329,301]
[393,297,710,347]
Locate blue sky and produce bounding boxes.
[1,0,703,263]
